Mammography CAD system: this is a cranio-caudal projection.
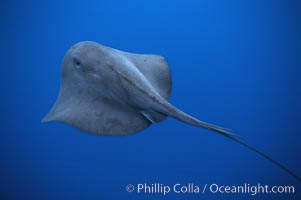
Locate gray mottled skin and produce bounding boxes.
[42,41,300,181]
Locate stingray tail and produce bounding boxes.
[186,116,301,182]
[187,115,301,181]
[152,100,301,181]
[221,131,301,182]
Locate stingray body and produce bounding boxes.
[43,41,300,181]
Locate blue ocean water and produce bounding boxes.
[1,0,301,199]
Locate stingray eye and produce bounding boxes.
[74,57,81,69]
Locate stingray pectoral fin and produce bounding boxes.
[42,88,152,136]
[41,113,52,123]
[119,51,172,101]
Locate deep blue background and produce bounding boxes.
[1,0,301,199]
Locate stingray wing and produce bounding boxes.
[43,43,172,136]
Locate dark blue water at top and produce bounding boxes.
[1,0,301,199]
